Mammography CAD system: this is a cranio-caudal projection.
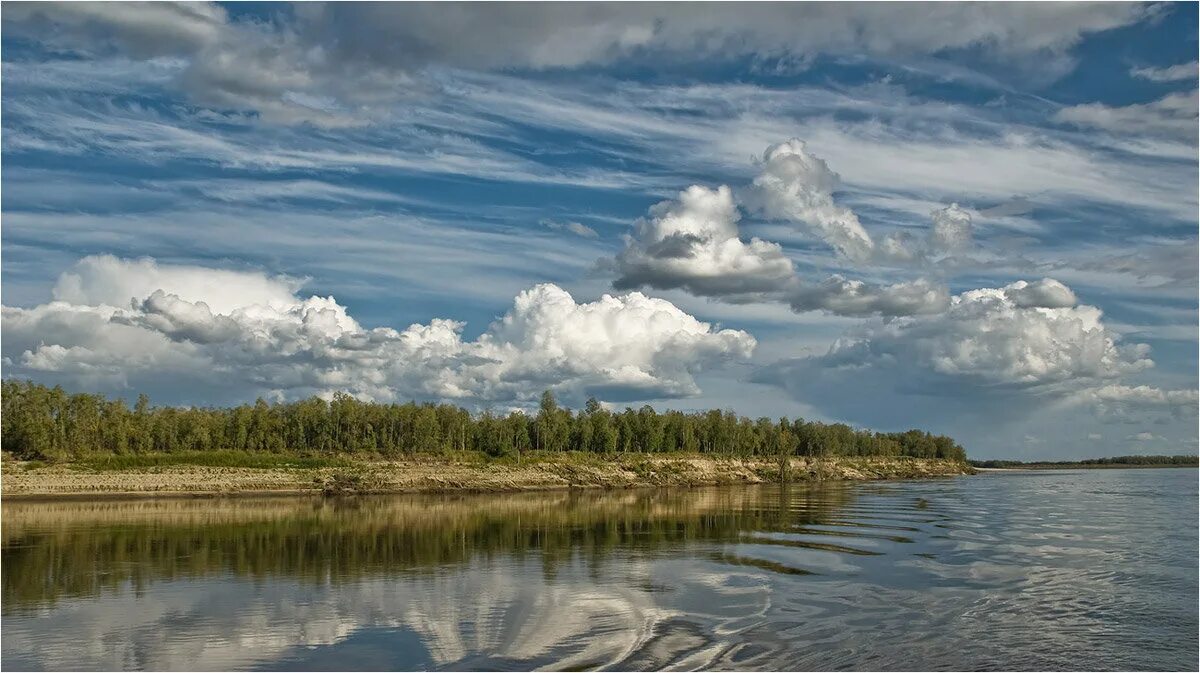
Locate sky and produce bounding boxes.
[1,2,1196,460]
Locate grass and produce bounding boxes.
[74,451,356,471]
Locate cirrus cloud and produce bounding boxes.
[2,2,1156,125]
[1130,60,1198,83]
[1054,90,1199,141]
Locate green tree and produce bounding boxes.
[0,380,969,464]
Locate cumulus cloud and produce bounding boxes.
[611,184,796,298]
[1130,61,1198,83]
[748,139,875,261]
[52,254,305,314]
[3,256,756,405]
[1070,384,1199,423]
[1001,278,1078,309]
[928,203,973,254]
[1054,90,1198,140]
[760,278,1152,401]
[124,291,244,344]
[752,278,1164,452]
[747,139,975,265]
[881,202,975,263]
[786,276,949,317]
[609,182,949,316]
[2,2,1154,124]
[834,280,1148,387]
[2,302,210,387]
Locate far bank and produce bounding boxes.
[1,454,973,499]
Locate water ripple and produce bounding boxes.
[3,469,1196,671]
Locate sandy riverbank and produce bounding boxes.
[1,454,973,499]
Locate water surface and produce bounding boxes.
[3,469,1197,670]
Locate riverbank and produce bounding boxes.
[1,454,973,499]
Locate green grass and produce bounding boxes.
[75,451,356,471]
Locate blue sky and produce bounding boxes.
[2,2,1196,459]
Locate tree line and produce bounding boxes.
[1,380,966,463]
[971,455,1197,468]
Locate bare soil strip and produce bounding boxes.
[2,455,973,499]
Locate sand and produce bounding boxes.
[1,454,974,499]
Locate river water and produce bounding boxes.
[2,469,1197,671]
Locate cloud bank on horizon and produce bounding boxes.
[1,2,1196,459]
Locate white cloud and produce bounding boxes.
[2,2,228,55]
[748,139,875,261]
[928,203,973,254]
[1070,384,1199,423]
[765,278,1152,395]
[786,276,949,317]
[747,139,979,266]
[1087,384,1199,408]
[1,302,209,388]
[472,283,757,401]
[1072,242,1198,285]
[608,181,950,316]
[3,256,756,405]
[751,278,1169,456]
[1055,90,1198,140]
[722,118,1197,221]
[52,254,305,314]
[542,219,600,239]
[290,3,1151,71]
[1130,61,1198,83]
[1001,278,1078,309]
[1126,431,1163,442]
[3,2,1154,124]
[611,184,796,298]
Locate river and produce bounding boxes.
[2,469,1196,671]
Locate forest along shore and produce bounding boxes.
[1,454,973,498]
[2,381,972,498]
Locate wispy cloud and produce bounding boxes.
[1130,61,1198,82]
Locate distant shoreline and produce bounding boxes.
[1,454,973,500]
[972,463,1197,472]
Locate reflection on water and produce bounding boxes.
[3,470,1197,671]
